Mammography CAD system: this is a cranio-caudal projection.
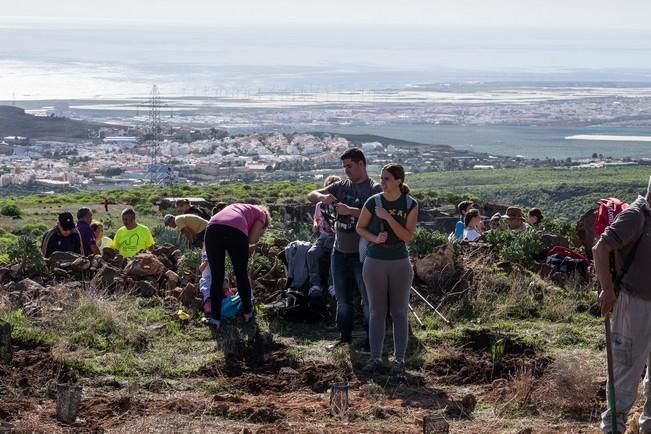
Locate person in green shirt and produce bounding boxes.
[356,163,418,377]
[111,208,155,258]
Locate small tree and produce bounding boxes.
[8,236,46,277]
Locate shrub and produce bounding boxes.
[178,249,201,278]
[408,228,448,258]
[484,230,542,263]
[0,203,21,218]
[7,235,47,277]
[539,217,574,240]
[151,225,190,250]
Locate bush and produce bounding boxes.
[408,228,448,258]
[539,217,574,240]
[151,225,190,250]
[484,230,543,263]
[0,203,21,218]
[7,235,46,277]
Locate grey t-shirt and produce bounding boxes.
[600,196,651,300]
[327,178,382,254]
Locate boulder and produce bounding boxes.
[52,268,70,278]
[15,278,45,298]
[0,268,11,284]
[102,248,127,269]
[70,257,91,272]
[89,255,104,271]
[91,264,124,292]
[124,253,166,278]
[179,283,198,305]
[48,251,82,269]
[151,244,182,269]
[414,244,456,284]
[164,270,180,292]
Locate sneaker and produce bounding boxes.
[362,358,382,375]
[389,360,405,376]
[327,285,336,297]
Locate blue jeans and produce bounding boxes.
[331,249,369,338]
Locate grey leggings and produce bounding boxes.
[362,256,413,362]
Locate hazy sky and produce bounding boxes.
[2,0,651,30]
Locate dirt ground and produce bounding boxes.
[0,330,611,434]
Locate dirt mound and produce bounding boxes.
[0,344,74,421]
[424,329,551,385]
[230,361,350,395]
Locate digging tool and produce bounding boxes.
[605,316,619,434]
[410,286,451,326]
[408,303,425,329]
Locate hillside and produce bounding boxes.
[0,105,106,141]
[0,190,607,433]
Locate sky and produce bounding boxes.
[1,0,651,30]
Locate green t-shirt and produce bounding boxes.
[363,193,417,260]
[111,224,155,258]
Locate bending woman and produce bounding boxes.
[204,203,271,330]
[356,163,418,376]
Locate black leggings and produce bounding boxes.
[204,224,252,321]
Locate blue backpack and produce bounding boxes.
[221,294,241,319]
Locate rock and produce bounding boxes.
[89,255,104,270]
[102,248,126,268]
[48,251,82,269]
[171,249,183,264]
[70,257,91,272]
[279,367,299,376]
[9,264,23,279]
[423,414,449,434]
[414,244,456,284]
[179,283,198,305]
[540,233,569,250]
[53,268,70,278]
[152,244,182,269]
[91,264,124,292]
[164,270,180,292]
[124,253,166,278]
[0,268,11,284]
[129,280,157,298]
[165,287,183,299]
[15,278,45,298]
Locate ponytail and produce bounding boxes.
[400,183,410,195]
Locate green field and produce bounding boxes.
[409,165,649,219]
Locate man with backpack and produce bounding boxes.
[594,181,651,434]
[307,148,382,349]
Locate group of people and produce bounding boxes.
[454,200,544,242]
[41,207,155,259]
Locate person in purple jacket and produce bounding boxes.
[76,207,100,255]
[204,203,271,331]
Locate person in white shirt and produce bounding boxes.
[463,209,484,241]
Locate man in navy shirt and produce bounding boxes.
[41,212,85,258]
